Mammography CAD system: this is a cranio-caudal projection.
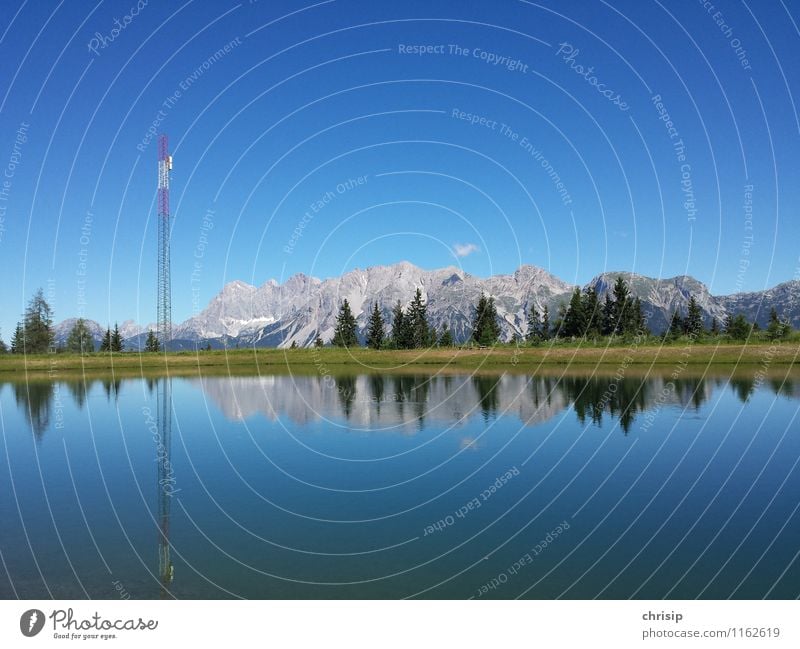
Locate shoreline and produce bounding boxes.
[0,342,797,379]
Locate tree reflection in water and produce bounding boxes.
[7,370,799,440]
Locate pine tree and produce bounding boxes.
[631,297,648,335]
[427,326,439,347]
[391,300,412,349]
[684,295,704,336]
[526,304,541,343]
[581,287,601,337]
[611,276,631,335]
[725,313,751,340]
[552,304,567,338]
[10,323,24,353]
[289,340,298,349]
[438,326,454,347]
[332,299,358,347]
[110,323,124,352]
[563,288,586,338]
[485,295,501,344]
[766,307,789,341]
[0,335,6,354]
[668,310,684,339]
[99,327,112,352]
[407,289,430,348]
[145,330,160,352]
[366,302,385,349]
[710,317,720,336]
[314,335,324,348]
[391,300,404,348]
[601,293,615,336]
[540,305,550,341]
[66,318,95,353]
[723,314,733,336]
[472,293,500,346]
[23,288,55,353]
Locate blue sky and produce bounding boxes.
[1,0,799,335]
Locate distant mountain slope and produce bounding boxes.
[53,318,151,349]
[717,280,800,328]
[52,263,800,349]
[172,262,574,348]
[586,272,728,333]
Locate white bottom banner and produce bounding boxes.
[0,600,796,647]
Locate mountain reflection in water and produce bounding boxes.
[2,368,799,599]
[8,371,799,439]
[191,371,797,434]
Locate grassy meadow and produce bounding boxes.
[0,338,797,381]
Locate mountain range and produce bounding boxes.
[53,261,800,349]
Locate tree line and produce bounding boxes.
[3,281,793,354]
[331,288,501,349]
[327,276,795,349]
[526,276,647,342]
[528,277,793,343]
[0,289,163,354]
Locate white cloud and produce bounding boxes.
[453,242,479,257]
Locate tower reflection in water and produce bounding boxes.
[156,377,174,598]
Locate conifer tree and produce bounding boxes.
[391,300,405,348]
[684,295,704,336]
[668,310,684,339]
[611,276,631,335]
[100,327,112,352]
[0,335,6,354]
[631,297,648,335]
[526,304,541,342]
[314,335,324,348]
[540,305,550,341]
[601,293,615,336]
[552,304,567,338]
[710,317,720,336]
[581,287,600,337]
[66,318,94,353]
[391,300,413,349]
[725,313,751,340]
[438,326,454,347]
[23,288,55,353]
[766,307,790,341]
[145,330,160,352]
[563,288,586,338]
[366,302,385,349]
[407,289,430,348]
[110,323,124,352]
[472,293,500,345]
[10,323,24,353]
[332,299,358,347]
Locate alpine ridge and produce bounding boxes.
[53,262,800,349]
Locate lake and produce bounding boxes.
[1,368,799,599]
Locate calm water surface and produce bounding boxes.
[1,369,799,599]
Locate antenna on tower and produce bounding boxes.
[157,134,172,347]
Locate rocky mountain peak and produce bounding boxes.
[51,262,800,349]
